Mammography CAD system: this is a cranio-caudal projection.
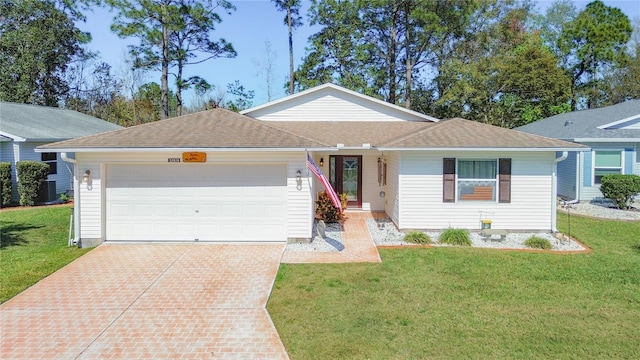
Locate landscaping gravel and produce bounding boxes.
[559,199,640,221]
[286,200,638,253]
[367,218,587,251]
[285,221,344,252]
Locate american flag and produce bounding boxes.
[306,154,342,211]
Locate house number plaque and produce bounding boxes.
[182,152,207,162]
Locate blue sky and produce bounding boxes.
[76,0,640,107]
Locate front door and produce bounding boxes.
[330,155,362,208]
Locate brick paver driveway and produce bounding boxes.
[1,243,288,359]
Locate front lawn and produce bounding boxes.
[0,205,91,303]
[268,213,640,359]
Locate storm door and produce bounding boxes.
[329,155,363,208]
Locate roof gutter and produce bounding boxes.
[35,147,339,153]
[573,138,640,142]
[551,151,569,233]
[375,147,588,152]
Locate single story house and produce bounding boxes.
[0,102,122,203]
[38,84,586,247]
[517,100,640,202]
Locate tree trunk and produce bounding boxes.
[388,4,398,105]
[161,4,169,119]
[287,5,295,94]
[404,2,412,109]
[176,60,183,116]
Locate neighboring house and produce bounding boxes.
[38,84,586,247]
[0,102,122,203]
[517,100,640,202]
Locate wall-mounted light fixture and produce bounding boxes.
[296,170,302,190]
[319,157,324,166]
[83,170,93,190]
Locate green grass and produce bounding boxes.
[268,213,640,359]
[0,205,91,303]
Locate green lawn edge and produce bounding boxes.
[268,212,640,359]
[0,205,92,303]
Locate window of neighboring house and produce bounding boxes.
[41,152,57,175]
[457,159,497,201]
[593,150,622,185]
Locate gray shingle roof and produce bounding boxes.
[38,108,329,150]
[516,100,640,140]
[380,118,587,149]
[39,109,585,151]
[0,102,122,141]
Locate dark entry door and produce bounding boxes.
[330,155,362,208]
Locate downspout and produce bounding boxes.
[552,152,568,232]
[61,153,80,245]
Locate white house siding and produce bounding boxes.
[384,152,401,225]
[557,151,577,200]
[75,161,102,240]
[397,151,556,231]
[75,151,312,243]
[248,88,427,122]
[579,142,636,201]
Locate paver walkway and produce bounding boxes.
[1,243,288,360]
[281,210,382,264]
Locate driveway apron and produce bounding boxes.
[1,243,289,359]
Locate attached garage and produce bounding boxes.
[105,163,288,242]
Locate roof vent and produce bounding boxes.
[564,121,573,126]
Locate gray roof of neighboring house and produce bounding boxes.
[0,102,122,141]
[516,100,640,141]
[39,108,586,151]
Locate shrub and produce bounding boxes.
[404,231,431,244]
[315,191,348,223]
[0,162,12,207]
[600,174,640,209]
[16,161,50,206]
[525,236,552,250]
[439,228,471,246]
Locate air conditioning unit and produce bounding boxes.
[40,180,57,203]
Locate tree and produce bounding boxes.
[107,0,236,118]
[64,60,123,121]
[252,41,278,102]
[558,0,632,109]
[601,17,640,104]
[531,0,577,68]
[170,0,236,116]
[434,4,572,128]
[224,80,254,112]
[0,0,92,106]
[272,0,302,95]
[294,0,370,94]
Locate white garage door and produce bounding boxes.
[106,164,287,242]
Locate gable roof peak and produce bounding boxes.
[241,83,439,122]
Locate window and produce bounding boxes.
[593,150,622,185]
[458,160,497,201]
[41,152,57,175]
[442,158,511,203]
